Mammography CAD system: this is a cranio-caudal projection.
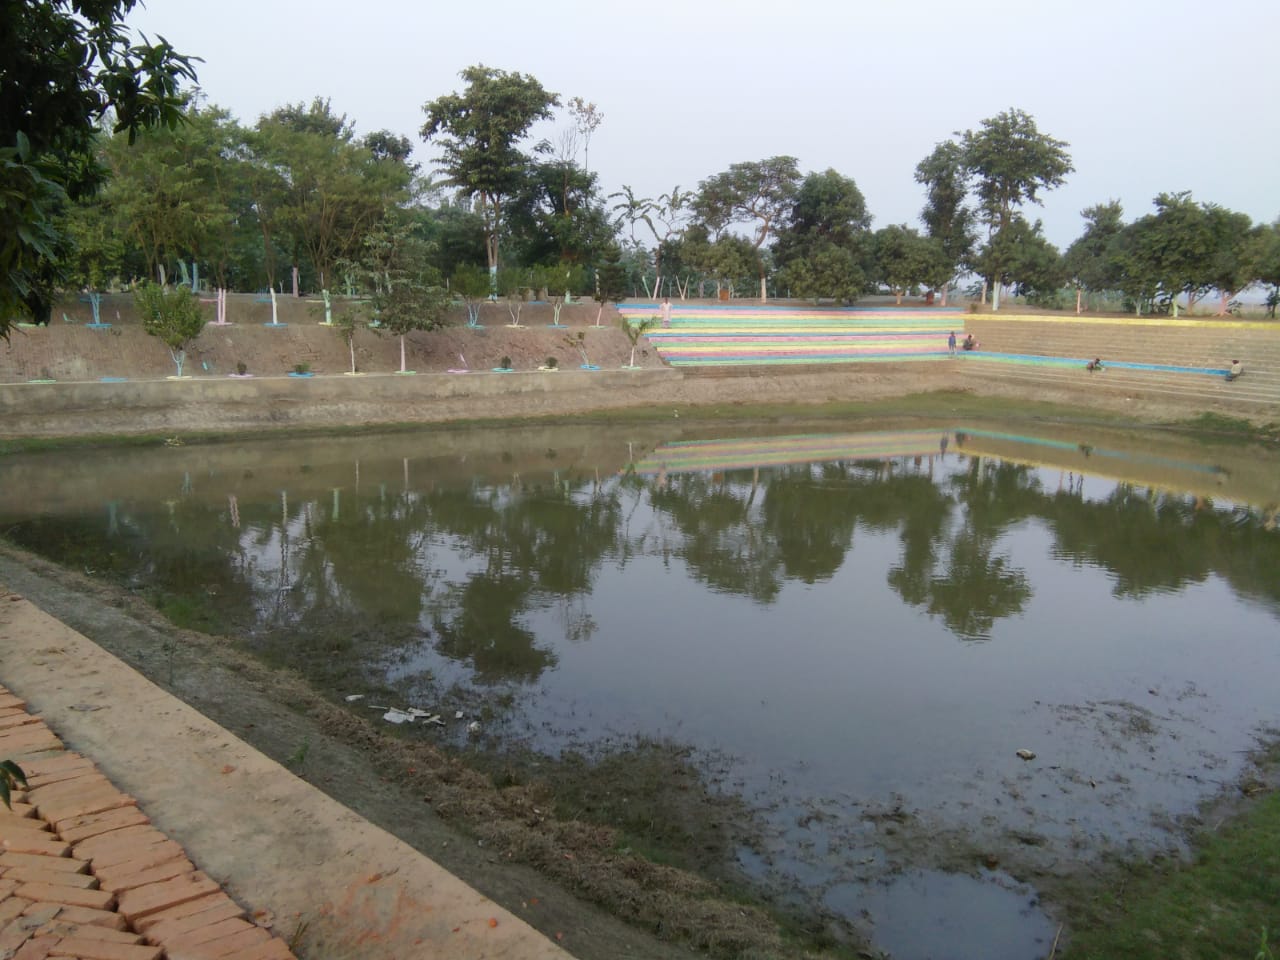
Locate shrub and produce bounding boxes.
[500,355,512,370]
[545,356,558,369]
[294,361,310,375]
[236,361,248,375]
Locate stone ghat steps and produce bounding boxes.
[0,686,297,960]
[956,359,1280,409]
[619,305,961,366]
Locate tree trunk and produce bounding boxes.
[1076,286,1083,315]
[940,281,949,307]
[349,335,356,374]
[292,265,300,297]
[758,268,767,303]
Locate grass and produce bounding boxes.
[1062,790,1280,960]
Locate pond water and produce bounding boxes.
[2,421,1278,960]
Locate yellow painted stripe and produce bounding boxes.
[966,313,1279,332]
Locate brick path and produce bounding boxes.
[0,686,297,960]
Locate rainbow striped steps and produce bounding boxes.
[618,303,964,367]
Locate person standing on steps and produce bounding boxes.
[660,297,672,328]
[948,330,957,357]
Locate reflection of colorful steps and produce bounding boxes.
[631,430,948,473]
[619,303,963,366]
[631,427,1237,501]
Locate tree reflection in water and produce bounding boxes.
[3,436,1278,686]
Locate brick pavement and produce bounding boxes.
[0,686,297,960]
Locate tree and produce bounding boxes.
[914,141,975,305]
[1062,202,1125,313]
[421,65,559,285]
[1250,221,1280,318]
[1,1,198,335]
[959,109,1073,309]
[593,242,627,326]
[693,157,801,301]
[773,169,872,304]
[342,214,449,372]
[1202,205,1255,315]
[134,281,206,377]
[254,99,414,294]
[451,263,491,327]
[872,225,942,304]
[620,315,656,368]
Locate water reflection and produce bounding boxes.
[3,422,1279,958]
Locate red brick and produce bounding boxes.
[170,925,273,959]
[12,936,61,960]
[0,728,62,753]
[0,819,55,840]
[0,714,39,731]
[0,695,26,711]
[0,706,26,717]
[34,788,136,826]
[230,938,297,960]
[83,840,182,876]
[71,826,165,861]
[96,856,193,895]
[141,901,248,945]
[26,775,114,805]
[0,835,72,858]
[115,872,220,925]
[13,882,114,911]
[34,921,141,945]
[1,866,98,889]
[0,853,87,875]
[55,809,149,846]
[161,917,258,951]
[0,914,36,956]
[22,902,128,931]
[0,877,18,898]
[19,756,94,786]
[134,894,241,936]
[45,938,162,960]
[0,895,33,925]
[0,802,38,821]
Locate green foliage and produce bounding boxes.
[134,281,206,375]
[594,243,628,305]
[1065,791,1280,960]
[422,66,560,274]
[341,214,449,341]
[0,759,26,809]
[915,140,976,285]
[693,157,801,298]
[872,224,945,300]
[0,0,199,335]
[772,168,873,302]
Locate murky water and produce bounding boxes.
[2,421,1278,959]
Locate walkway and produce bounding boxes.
[0,591,570,960]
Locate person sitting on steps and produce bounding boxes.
[962,334,978,351]
[1086,357,1103,372]
[1226,359,1243,381]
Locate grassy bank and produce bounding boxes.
[1062,743,1280,960]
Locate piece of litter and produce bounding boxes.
[407,708,433,718]
[468,720,482,734]
[455,711,464,720]
[368,704,390,711]
[424,714,446,726]
[383,709,413,725]
[345,694,365,702]
[68,703,103,712]
[1015,748,1037,761]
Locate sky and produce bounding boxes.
[126,0,1280,251]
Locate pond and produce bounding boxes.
[2,420,1278,960]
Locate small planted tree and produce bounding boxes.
[343,216,449,373]
[134,281,207,377]
[452,263,490,327]
[497,267,528,327]
[621,315,656,368]
[593,242,627,327]
[547,263,585,327]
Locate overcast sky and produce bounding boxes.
[126,0,1280,250]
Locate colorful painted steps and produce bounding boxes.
[618,303,963,367]
[956,352,1230,378]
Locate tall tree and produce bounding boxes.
[1062,201,1125,313]
[421,65,559,285]
[773,169,872,304]
[1,0,198,334]
[1202,204,1255,315]
[872,224,944,304]
[959,109,1073,309]
[693,157,801,302]
[1250,221,1280,318]
[914,141,974,305]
